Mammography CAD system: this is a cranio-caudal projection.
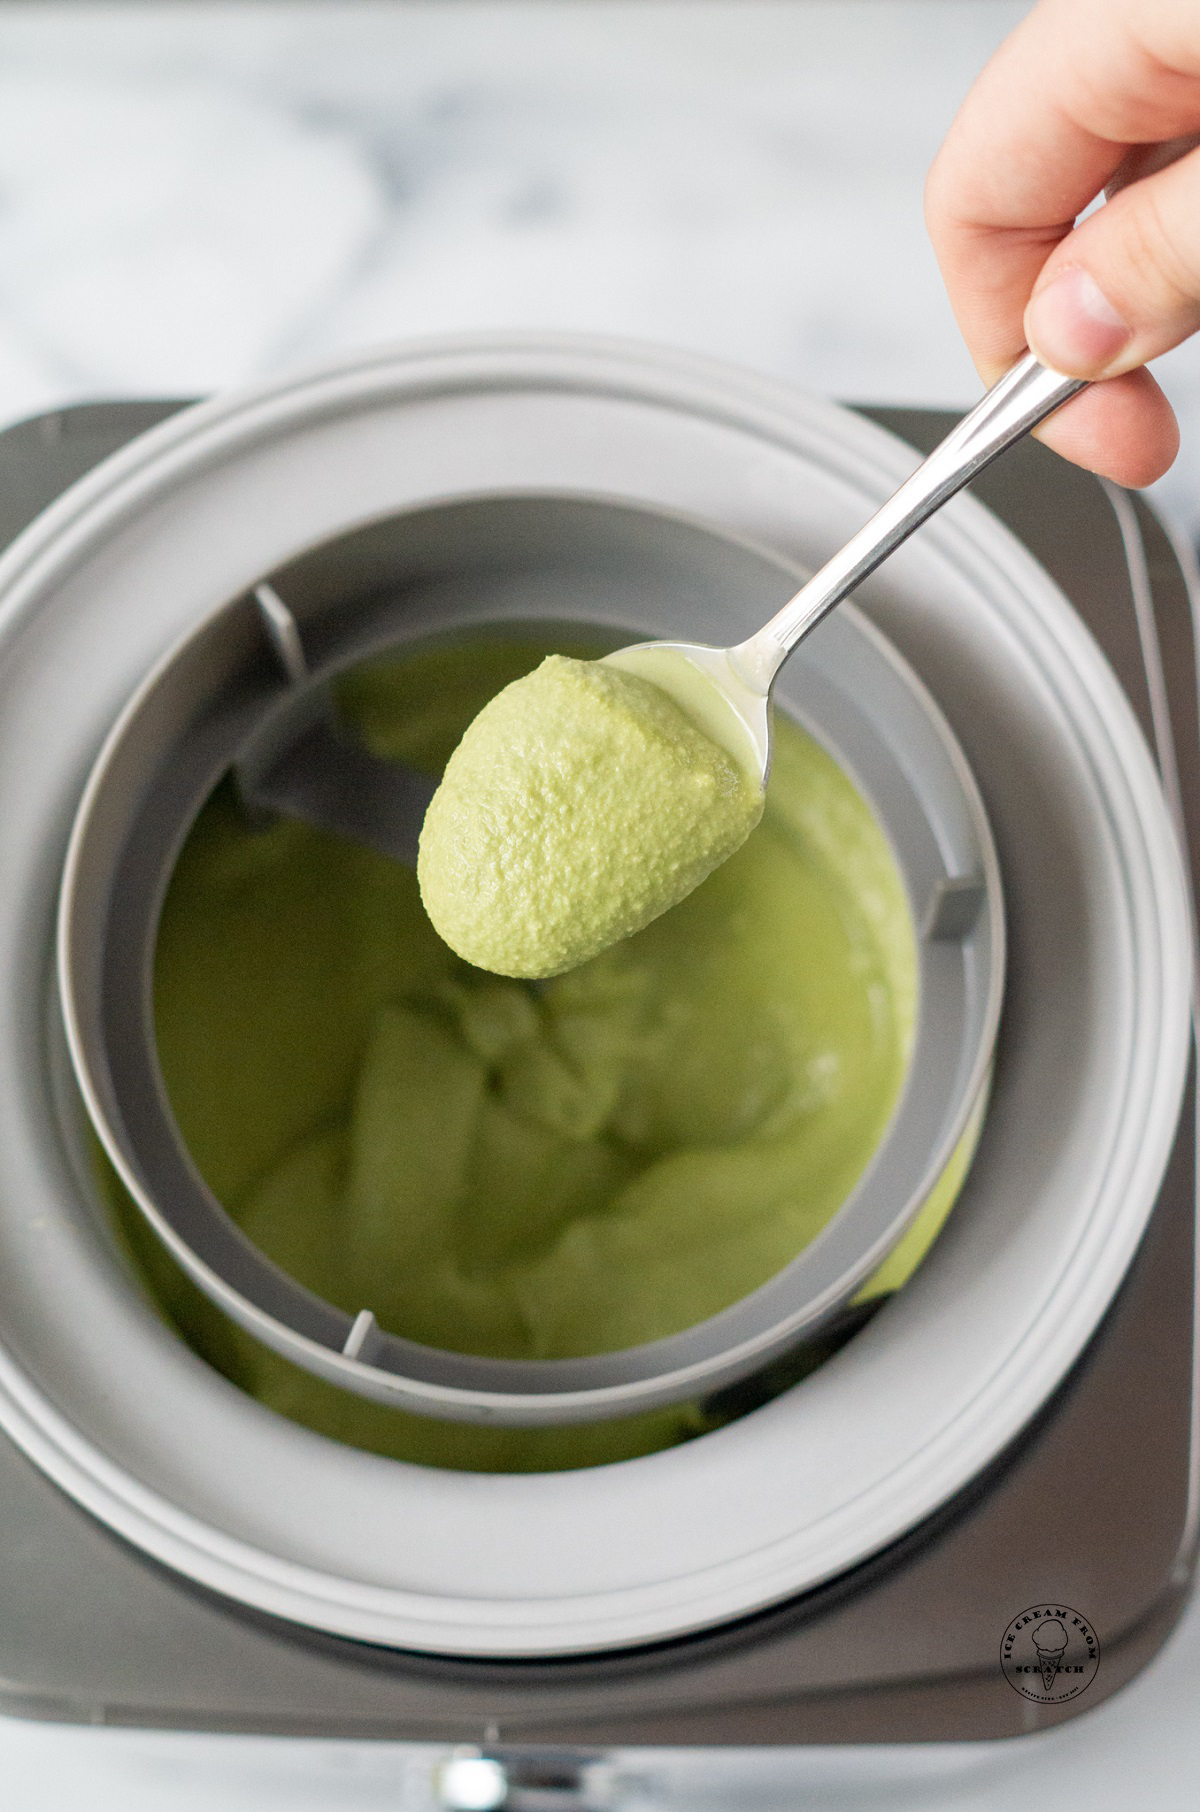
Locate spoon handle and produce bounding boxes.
[731,352,1086,694]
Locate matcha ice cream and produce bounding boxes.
[417,654,764,978]
[100,637,950,1475]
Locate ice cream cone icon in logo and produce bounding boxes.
[1033,1618,1068,1694]
[1001,1605,1100,1703]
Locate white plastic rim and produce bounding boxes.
[0,334,1189,1656]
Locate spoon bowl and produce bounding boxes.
[602,638,772,783]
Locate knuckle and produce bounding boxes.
[922,154,955,243]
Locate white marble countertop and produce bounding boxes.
[0,1,1195,536]
[0,4,1196,1805]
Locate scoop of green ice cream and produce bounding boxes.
[417,655,764,978]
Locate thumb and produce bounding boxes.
[1025,141,1200,379]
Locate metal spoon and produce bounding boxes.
[238,353,1084,856]
[604,352,1086,784]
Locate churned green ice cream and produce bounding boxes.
[417,654,764,978]
[95,637,965,1476]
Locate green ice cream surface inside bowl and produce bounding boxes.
[98,635,969,1474]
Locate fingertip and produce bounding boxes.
[1031,370,1179,489]
[1025,267,1132,380]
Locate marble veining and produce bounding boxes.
[0,1,1195,537]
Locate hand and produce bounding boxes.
[925,0,1200,487]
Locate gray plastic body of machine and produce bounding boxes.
[0,381,1193,1782]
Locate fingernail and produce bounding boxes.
[1026,267,1131,373]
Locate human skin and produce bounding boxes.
[925,0,1200,486]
